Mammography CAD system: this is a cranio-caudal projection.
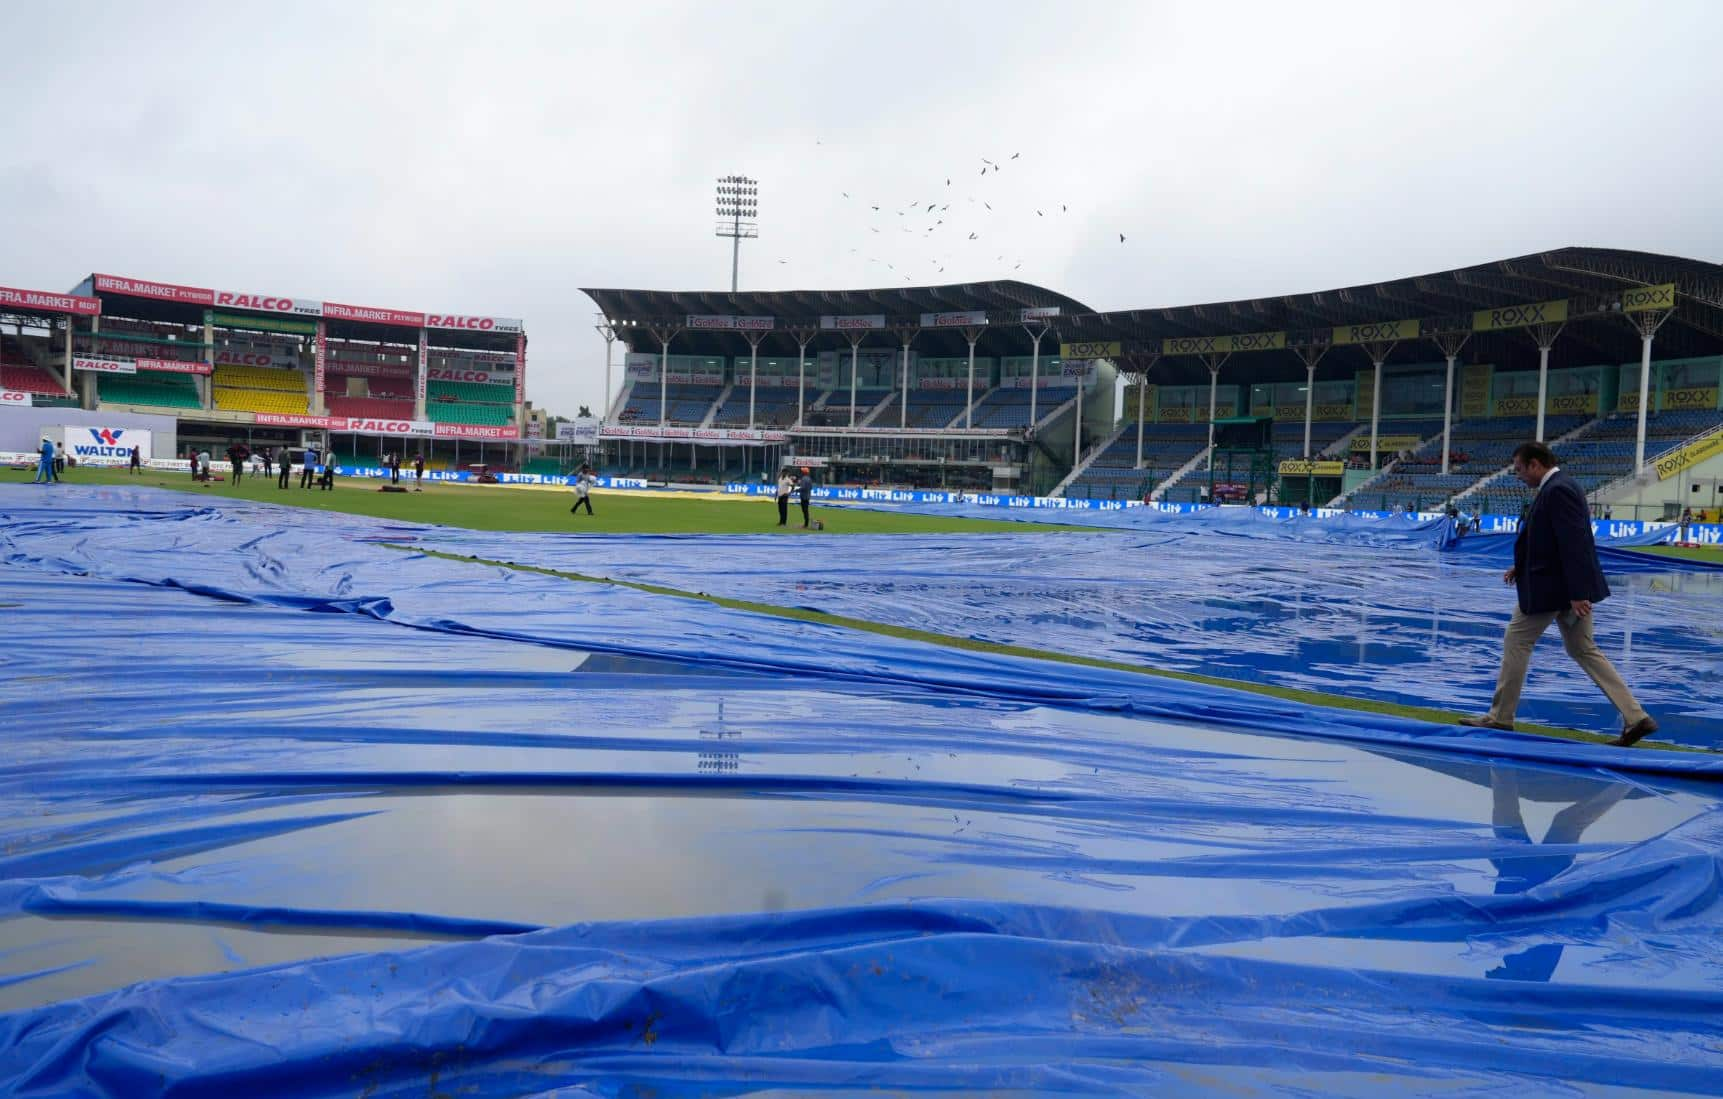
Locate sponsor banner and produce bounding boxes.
[65,426,152,461]
[323,301,427,327]
[1061,340,1121,359]
[1472,299,1569,333]
[820,314,886,331]
[1333,318,1419,345]
[256,412,350,429]
[1352,434,1423,453]
[211,311,316,335]
[73,356,137,375]
[326,358,414,378]
[212,290,322,317]
[918,378,965,390]
[314,323,327,396]
[599,424,791,443]
[1619,389,1641,414]
[1622,283,1676,313]
[1663,385,1718,411]
[1,389,32,406]
[416,332,429,406]
[688,314,736,330]
[345,417,435,437]
[135,357,212,375]
[1020,307,1061,322]
[1460,363,1493,418]
[1655,429,1723,481]
[1160,332,1286,356]
[215,348,301,369]
[0,285,102,316]
[557,417,600,444]
[427,366,508,384]
[92,274,215,306]
[1006,375,1073,388]
[1493,394,1540,417]
[429,348,519,366]
[1158,405,1193,423]
[433,423,519,440]
[1278,459,1345,476]
[1061,359,1095,378]
[734,316,774,332]
[425,314,524,334]
[514,333,526,404]
[1354,369,1376,419]
[1549,392,1599,415]
[920,310,988,328]
[1313,402,1354,421]
[1272,403,1309,422]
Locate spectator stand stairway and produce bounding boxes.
[1051,421,1131,498]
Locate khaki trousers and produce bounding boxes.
[1487,607,1647,728]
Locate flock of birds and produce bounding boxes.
[771,149,1127,284]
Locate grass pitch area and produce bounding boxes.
[11,465,1072,535]
[1640,543,1723,564]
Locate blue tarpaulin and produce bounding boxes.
[2,485,1721,1096]
[423,517,1723,748]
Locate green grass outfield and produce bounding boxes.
[1641,543,1723,564]
[13,465,1072,535]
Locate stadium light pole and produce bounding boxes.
[1529,322,1564,442]
[963,326,985,429]
[846,333,863,426]
[1201,353,1231,471]
[792,331,814,427]
[1625,299,1672,474]
[714,175,759,294]
[595,320,618,422]
[1427,330,1469,476]
[1022,321,1050,427]
[743,330,766,429]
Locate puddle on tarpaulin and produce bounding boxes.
[4,656,1713,1011]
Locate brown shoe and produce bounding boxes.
[1610,715,1658,748]
[1458,716,1515,732]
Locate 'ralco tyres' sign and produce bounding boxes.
[426,315,524,334]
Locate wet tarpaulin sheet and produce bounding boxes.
[425,521,1723,748]
[4,487,1723,1096]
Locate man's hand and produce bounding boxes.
[1502,566,1517,585]
[1570,599,1592,617]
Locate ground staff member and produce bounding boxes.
[775,471,792,526]
[570,466,596,515]
[1460,441,1657,747]
[300,447,319,489]
[797,467,813,528]
[278,449,293,489]
[32,437,56,483]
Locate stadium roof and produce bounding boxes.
[585,248,1723,385]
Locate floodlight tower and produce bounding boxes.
[714,175,758,293]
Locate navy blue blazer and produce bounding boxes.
[1513,469,1610,614]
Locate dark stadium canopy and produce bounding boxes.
[585,248,1723,385]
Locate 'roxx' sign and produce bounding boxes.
[1621,283,1676,313]
[1472,299,1569,333]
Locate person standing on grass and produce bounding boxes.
[413,453,425,491]
[301,445,318,489]
[129,445,141,475]
[797,467,813,528]
[570,465,596,516]
[198,449,212,483]
[388,452,401,485]
[278,449,292,489]
[32,437,56,484]
[775,470,792,527]
[1460,441,1657,747]
[319,453,336,491]
[261,447,273,480]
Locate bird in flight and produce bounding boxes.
[978,167,986,176]
[968,232,978,240]
[1119,233,1126,242]
[1011,152,1020,159]
[842,192,849,198]
[1061,204,1067,212]
[1037,210,1043,217]
[984,202,992,210]
[871,205,880,211]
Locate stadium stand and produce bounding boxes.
[900,391,974,427]
[1069,422,1211,502]
[99,370,202,410]
[212,363,309,414]
[326,396,416,419]
[711,392,799,426]
[1463,408,1723,516]
[1,362,66,395]
[426,377,517,428]
[617,383,724,425]
[970,386,1075,428]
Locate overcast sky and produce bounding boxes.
[3,1,1720,416]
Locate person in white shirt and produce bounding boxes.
[570,466,596,516]
[774,472,792,526]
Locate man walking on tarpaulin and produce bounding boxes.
[1460,441,1657,747]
